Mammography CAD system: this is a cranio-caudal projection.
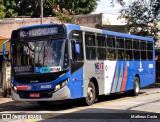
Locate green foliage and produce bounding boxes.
[0,4,6,18]
[52,5,76,24]
[53,0,99,15]
[117,0,160,40]
[50,0,99,23]
[15,0,99,18]
[16,0,40,17]
[0,0,18,18]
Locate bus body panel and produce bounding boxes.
[69,67,84,99]
[8,23,155,102]
[11,71,71,101]
[66,24,84,99]
[11,85,70,101]
[83,61,105,97]
[104,61,117,94]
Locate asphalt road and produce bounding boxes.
[0,84,160,122]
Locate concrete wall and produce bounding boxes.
[75,13,127,33]
[0,17,59,38]
[75,14,102,28]
[0,14,127,38]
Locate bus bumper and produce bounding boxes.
[11,86,71,101]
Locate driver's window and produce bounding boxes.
[71,30,83,61]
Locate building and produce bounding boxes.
[0,35,10,97]
[75,13,127,33]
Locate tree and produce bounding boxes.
[0,4,6,18]
[53,0,99,15]
[0,0,18,18]
[16,0,41,17]
[15,0,99,18]
[115,0,160,40]
[52,5,76,23]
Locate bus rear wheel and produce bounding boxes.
[84,82,96,106]
[132,77,140,96]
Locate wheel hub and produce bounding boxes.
[87,87,93,100]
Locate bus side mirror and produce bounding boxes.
[3,39,10,61]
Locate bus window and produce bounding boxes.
[116,38,124,48]
[97,35,106,60]
[125,39,132,49]
[147,42,153,60]
[85,34,95,46]
[140,41,146,50]
[107,37,115,48]
[141,51,147,60]
[97,48,106,60]
[97,35,106,47]
[140,41,147,60]
[86,47,96,60]
[134,51,140,60]
[148,51,153,60]
[147,42,153,50]
[133,40,139,49]
[126,50,133,60]
[108,49,115,60]
[117,49,125,60]
[71,31,83,61]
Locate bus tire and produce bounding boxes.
[84,82,96,106]
[132,77,140,96]
[37,101,51,107]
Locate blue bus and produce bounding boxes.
[3,23,155,106]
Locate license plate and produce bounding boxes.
[30,93,40,98]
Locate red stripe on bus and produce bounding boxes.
[121,64,128,91]
[17,85,28,90]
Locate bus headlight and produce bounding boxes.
[61,79,68,87]
[55,84,61,91]
[13,86,17,91]
[54,79,68,92]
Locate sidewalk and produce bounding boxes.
[145,82,160,88]
[0,97,13,104]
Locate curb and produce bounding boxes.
[144,83,160,88]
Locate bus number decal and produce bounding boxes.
[41,84,52,89]
[95,63,104,74]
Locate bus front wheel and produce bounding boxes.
[84,82,96,106]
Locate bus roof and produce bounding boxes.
[18,23,59,30]
[66,24,154,42]
[17,23,154,42]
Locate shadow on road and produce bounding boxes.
[0,90,148,112]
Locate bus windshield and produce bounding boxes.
[13,39,68,73]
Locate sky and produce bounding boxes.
[92,0,129,14]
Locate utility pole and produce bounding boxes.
[41,0,43,24]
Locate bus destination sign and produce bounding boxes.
[20,27,58,38]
